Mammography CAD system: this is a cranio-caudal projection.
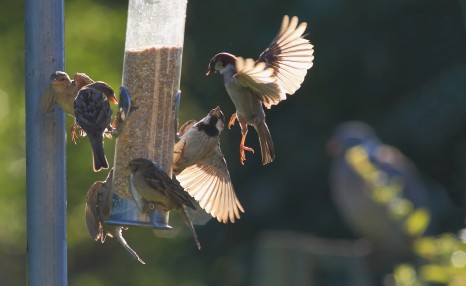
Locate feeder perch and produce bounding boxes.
[106,0,188,229]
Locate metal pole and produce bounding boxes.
[25,0,67,285]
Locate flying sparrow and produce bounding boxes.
[173,106,244,224]
[206,15,314,165]
[129,158,201,250]
[86,169,145,264]
[74,82,114,172]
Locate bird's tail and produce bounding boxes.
[89,134,108,172]
[113,227,146,264]
[255,121,275,165]
[181,206,201,250]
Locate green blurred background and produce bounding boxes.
[2,0,466,285]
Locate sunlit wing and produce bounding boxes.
[257,15,314,96]
[234,56,285,109]
[176,146,245,223]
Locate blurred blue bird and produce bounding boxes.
[328,121,433,263]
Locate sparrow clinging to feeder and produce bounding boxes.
[39,71,93,115]
[74,82,114,172]
[173,106,244,224]
[129,158,202,250]
[111,86,132,138]
[86,169,145,264]
[38,71,92,142]
[206,15,314,165]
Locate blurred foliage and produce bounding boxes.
[344,141,466,285]
[393,234,466,286]
[1,0,465,285]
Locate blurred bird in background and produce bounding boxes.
[74,82,115,172]
[85,169,145,264]
[327,121,433,276]
[129,158,202,250]
[206,15,314,165]
[173,106,244,224]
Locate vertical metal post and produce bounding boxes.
[25,0,67,285]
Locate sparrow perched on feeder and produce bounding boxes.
[206,15,314,165]
[173,106,244,224]
[86,169,145,264]
[129,158,201,250]
[74,82,114,172]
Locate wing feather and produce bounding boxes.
[257,15,314,95]
[234,57,285,108]
[175,147,244,223]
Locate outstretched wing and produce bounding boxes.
[233,57,285,109]
[257,15,314,96]
[176,146,245,223]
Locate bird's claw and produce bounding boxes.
[70,125,78,144]
[240,144,254,165]
[70,124,85,144]
[228,113,237,129]
[103,126,113,139]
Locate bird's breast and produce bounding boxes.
[224,81,265,125]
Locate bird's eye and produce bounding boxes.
[60,78,66,81]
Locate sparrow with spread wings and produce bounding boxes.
[207,15,314,165]
[173,106,244,224]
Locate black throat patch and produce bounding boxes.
[196,116,219,137]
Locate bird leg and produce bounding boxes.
[70,123,79,143]
[239,122,254,165]
[228,113,237,129]
[70,124,87,143]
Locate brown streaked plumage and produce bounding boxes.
[74,82,114,172]
[85,169,145,264]
[129,158,201,250]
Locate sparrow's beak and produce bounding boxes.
[108,94,118,105]
[211,106,222,117]
[205,68,212,76]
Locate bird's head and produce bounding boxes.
[196,106,225,137]
[206,53,236,76]
[50,71,72,89]
[327,121,377,156]
[129,158,153,173]
[87,82,118,104]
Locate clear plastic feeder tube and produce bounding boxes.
[108,0,187,228]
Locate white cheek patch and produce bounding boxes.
[216,119,224,132]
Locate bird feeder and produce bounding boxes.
[106,0,187,229]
